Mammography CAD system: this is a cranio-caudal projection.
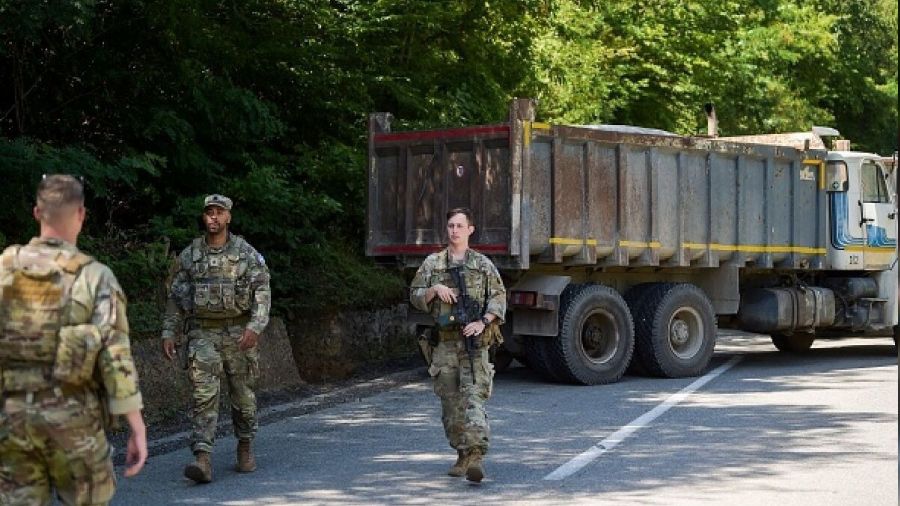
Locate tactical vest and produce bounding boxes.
[0,244,102,390]
[430,250,489,329]
[188,236,252,318]
[0,245,92,362]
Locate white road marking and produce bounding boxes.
[543,356,742,481]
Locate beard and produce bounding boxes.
[205,221,227,234]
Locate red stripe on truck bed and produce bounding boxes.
[373,243,508,255]
[373,125,510,143]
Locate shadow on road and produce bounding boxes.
[119,338,896,505]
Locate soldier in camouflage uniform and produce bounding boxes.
[0,175,147,505]
[410,207,506,483]
[161,194,271,483]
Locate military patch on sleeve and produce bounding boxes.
[256,252,265,266]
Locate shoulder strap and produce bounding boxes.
[483,264,490,312]
[227,235,245,255]
[54,251,93,326]
[56,251,93,274]
[191,237,205,261]
[468,251,491,311]
[436,249,449,270]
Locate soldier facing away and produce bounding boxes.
[409,207,507,483]
[161,194,271,483]
[0,174,147,505]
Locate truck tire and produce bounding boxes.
[632,283,716,378]
[547,284,635,385]
[523,335,565,382]
[770,333,815,352]
[893,326,898,358]
[624,283,674,376]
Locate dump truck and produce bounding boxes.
[366,99,899,385]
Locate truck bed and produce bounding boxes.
[367,101,828,272]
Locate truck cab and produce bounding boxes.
[826,152,898,271]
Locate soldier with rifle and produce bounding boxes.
[409,207,507,483]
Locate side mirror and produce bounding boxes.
[825,161,849,192]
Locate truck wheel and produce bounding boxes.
[633,283,716,378]
[623,283,674,376]
[547,284,634,385]
[523,336,565,381]
[770,333,815,352]
[893,326,898,358]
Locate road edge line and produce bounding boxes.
[544,356,742,481]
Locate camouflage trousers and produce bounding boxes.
[186,324,260,454]
[0,386,115,506]
[428,335,495,454]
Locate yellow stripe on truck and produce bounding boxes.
[548,239,830,254]
[549,237,597,246]
[619,240,661,248]
[682,242,826,254]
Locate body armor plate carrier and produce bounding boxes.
[0,245,100,391]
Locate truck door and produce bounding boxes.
[827,160,864,270]
[859,160,898,269]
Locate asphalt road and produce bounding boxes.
[113,333,898,505]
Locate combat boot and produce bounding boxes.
[237,439,257,473]
[184,451,212,483]
[465,448,485,483]
[448,450,469,477]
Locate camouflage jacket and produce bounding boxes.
[0,238,143,415]
[409,248,506,324]
[162,234,271,338]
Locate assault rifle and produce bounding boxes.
[448,266,482,385]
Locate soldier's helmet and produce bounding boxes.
[204,194,232,210]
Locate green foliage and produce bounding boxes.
[528,2,635,124]
[527,0,851,137]
[272,242,406,319]
[79,236,172,338]
[809,0,898,152]
[0,0,896,339]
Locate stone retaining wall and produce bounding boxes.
[287,304,417,382]
[132,317,303,425]
[133,306,416,424]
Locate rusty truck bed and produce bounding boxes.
[367,100,827,272]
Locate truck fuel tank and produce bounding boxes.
[738,287,836,333]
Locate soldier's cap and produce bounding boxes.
[203,194,233,211]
